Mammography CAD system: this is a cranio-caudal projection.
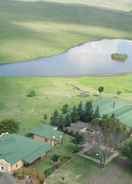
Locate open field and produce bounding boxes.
[0,75,132,133]
[0,0,132,63]
[47,156,132,184]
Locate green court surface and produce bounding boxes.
[94,98,132,127]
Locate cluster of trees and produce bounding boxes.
[49,101,129,147]
[49,101,127,135]
[0,119,19,134]
[50,101,100,130]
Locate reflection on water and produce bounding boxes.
[0,39,132,76]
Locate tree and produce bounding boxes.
[43,114,48,121]
[77,102,84,121]
[61,104,69,114]
[63,114,72,127]
[121,139,132,162]
[72,132,84,144]
[57,115,64,130]
[50,110,60,127]
[98,86,104,95]
[93,105,100,119]
[0,119,19,134]
[71,106,79,123]
[83,101,94,122]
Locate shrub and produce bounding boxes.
[72,145,80,153]
[0,119,19,134]
[98,86,104,94]
[51,154,60,162]
[121,139,132,162]
[117,90,122,95]
[44,166,54,177]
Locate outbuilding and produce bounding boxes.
[30,125,63,146]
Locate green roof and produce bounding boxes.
[0,134,51,165]
[31,125,63,141]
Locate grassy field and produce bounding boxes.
[0,75,132,133]
[0,0,132,63]
[47,156,132,184]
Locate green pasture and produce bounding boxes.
[0,75,132,134]
[0,0,132,63]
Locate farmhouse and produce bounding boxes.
[30,125,63,146]
[0,133,51,173]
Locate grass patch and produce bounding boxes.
[111,53,128,62]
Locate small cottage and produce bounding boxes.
[30,125,63,146]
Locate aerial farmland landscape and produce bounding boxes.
[0,0,132,184]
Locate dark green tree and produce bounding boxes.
[57,115,64,130]
[77,102,84,121]
[63,114,72,127]
[83,101,94,122]
[50,110,60,127]
[71,106,80,123]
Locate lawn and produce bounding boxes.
[0,75,132,134]
[0,0,132,63]
[47,156,132,184]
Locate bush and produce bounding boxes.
[98,86,104,94]
[51,154,60,162]
[44,166,55,177]
[117,90,122,95]
[72,145,80,153]
[111,53,128,62]
[0,119,19,134]
[27,90,36,97]
[72,132,84,145]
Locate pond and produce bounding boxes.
[0,39,132,76]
